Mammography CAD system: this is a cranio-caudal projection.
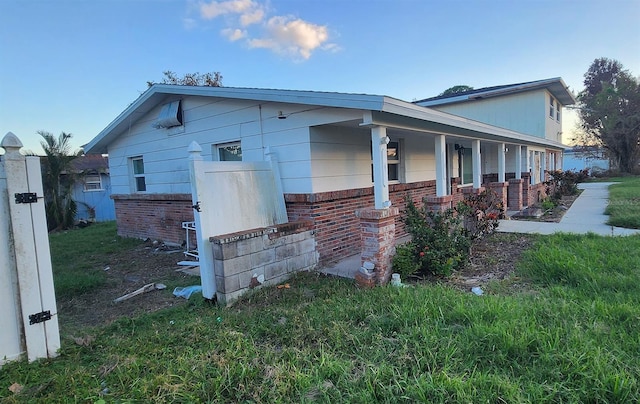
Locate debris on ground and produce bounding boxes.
[113,283,167,303]
[172,285,202,299]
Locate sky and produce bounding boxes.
[1,0,639,154]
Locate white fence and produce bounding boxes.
[188,141,288,301]
[0,132,60,366]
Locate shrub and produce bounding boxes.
[391,242,420,279]
[541,197,556,211]
[456,188,504,240]
[403,199,470,277]
[545,169,589,201]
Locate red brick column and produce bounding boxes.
[354,207,399,285]
[462,186,486,198]
[424,195,454,212]
[507,179,524,211]
[487,182,508,215]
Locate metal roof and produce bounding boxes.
[414,77,577,107]
[85,84,567,154]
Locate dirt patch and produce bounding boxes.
[511,192,581,223]
[57,242,200,335]
[449,233,535,289]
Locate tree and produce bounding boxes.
[147,70,223,87]
[39,131,82,231]
[439,85,474,97]
[576,58,640,173]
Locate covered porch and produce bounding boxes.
[350,110,564,285]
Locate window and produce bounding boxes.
[215,142,242,161]
[131,156,146,192]
[370,140,401,183]
[549,96,555,118]
[386,141,400,181]
[556,102,561,121]
[458,148,473,185]
[83,174,102,191]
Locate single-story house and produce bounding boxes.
[85,78,575,283]
[69,154,116,222]
[563,146,609,173]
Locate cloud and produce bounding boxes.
[194,0,337,60]
[222,28,247,41]
[199,0,263,25]
[249,16,329,60]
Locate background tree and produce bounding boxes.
[39,131,82,231]
[438,85,474,97]
[576,58,640,173]
[147,70,223,87]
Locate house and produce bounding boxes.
[563,146,609,173]
[69,154,115,222]
[85,79,575,272]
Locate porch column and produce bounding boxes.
[558,151,563,171]
[497,143,506,182]
[472,139,482,188]
[370,126,390,209]
[540,152,546,182]
[515,145,522,179]
[354,207,399,286]
[435,134,447,197]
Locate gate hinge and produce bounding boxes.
[15,192,39,204]
[29,310,52,325]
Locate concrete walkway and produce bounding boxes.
[320,182,638,279]
[497,182,640,236]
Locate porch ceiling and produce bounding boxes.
[362,110,565,150]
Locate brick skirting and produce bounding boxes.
[111,175,532,266]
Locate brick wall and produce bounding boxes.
[111,175,525,267]
[112,194,194,245]
[285,180,445,265]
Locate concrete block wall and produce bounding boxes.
[210,221,318,305]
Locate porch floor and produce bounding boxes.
[318,235,411,279]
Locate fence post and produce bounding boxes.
[0,137,22,365]
[2,132,60,362]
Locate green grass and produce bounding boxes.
[48,221,141,298]
[604,176,640,229]
[1,232,639,402]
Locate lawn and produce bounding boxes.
[604,176,640,229]
[1,227,639,402]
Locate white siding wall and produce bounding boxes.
[403,134,436,183]
[309,128,438,193]
[106,96,363,195]
[432,91,548,138]
[309,126,372,193]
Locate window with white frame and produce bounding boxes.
[131,156,146,192]
[386,141,400,182]
[549,96,555,118]
[83,174,102,191]
[370,140,401,183]
[556,102,561,121]
[214,142,242,161]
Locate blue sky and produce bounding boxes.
[1,0,639,154]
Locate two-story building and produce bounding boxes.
[85,78,575,268]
